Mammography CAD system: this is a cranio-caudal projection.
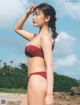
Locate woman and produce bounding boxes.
[14,3,58,105]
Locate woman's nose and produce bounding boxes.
[33,16,35,20]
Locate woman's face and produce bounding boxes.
[32,9,46,27]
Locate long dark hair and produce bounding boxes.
[33,3,58,50]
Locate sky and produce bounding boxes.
[0,0,80,80]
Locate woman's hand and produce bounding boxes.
[26,4,35,15]
[45,94,54,105]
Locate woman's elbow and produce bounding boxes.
[14,27,16,32]
[14,26,17,32]
[14,26,19,33]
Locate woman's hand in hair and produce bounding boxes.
[26,4,35,15]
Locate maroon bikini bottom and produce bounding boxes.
[28,71,47,81]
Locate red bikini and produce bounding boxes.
[25,45,44,58]
[25,42,54,81]
[28,71,47,81]
[25,44,47,81]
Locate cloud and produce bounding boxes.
[1,0,80,29]
[0,0,29,29]
[54,0,80,21]
[54,31,78,67]
[53,31,80,79]
[54,31,76,57]
[56,32,76,42]
[55,54,77,66]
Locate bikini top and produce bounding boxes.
[25,45,44,58]
[25,39,55,58]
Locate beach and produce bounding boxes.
[0,92,80,105]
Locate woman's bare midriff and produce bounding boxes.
[27,56,46,76]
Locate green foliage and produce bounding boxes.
[0,65,79,92]
[54,72,79,92]
[0,64,28,89]
[0,87,27,93]
[19,63,28,70]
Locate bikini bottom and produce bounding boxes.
[28,71,47,81]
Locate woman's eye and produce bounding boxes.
[33,13,39,16]
[36,13,40,15]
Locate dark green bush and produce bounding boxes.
[0,65,28,89]
[0,65,79,92]
[54,72,79,92]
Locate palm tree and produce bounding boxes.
[3,62,7,69]
[0,60,2,69]
[10,60,13,70]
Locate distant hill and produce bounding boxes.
[54,72,79,92]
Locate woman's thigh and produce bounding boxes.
[27,75,47,105]
[20,93,28,105]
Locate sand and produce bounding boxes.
[0,92,80,105]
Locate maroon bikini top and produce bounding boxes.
[25,39,55,58]
[25,45,44,58]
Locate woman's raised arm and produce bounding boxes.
[14,4,36,41]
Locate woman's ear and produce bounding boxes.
[45,16,50,23]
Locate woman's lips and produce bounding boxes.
[33,21,36,24]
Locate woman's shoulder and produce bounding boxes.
[40,33,52,40]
